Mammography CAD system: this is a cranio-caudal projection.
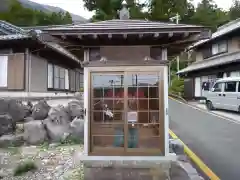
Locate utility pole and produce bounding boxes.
[170,13,181,79]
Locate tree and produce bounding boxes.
[190,0,229,31]
[0,0,73,26]
[83,0,146,21]
[229,0,240,20]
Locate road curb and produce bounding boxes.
[168,93,187,103]
[169,129,220,180]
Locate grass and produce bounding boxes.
[13,160,37,176]
[60,135,84,145]
[8,147,20,155]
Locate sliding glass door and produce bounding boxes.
[90,71,164,156]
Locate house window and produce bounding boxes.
[47,64,53,88]
[89,47,101,61]
[212,41,227,55]
[59,67,65,89]
[0,56,8,87]
[80,72,83,88]
[65,69,69,90]
[48,63,69,90]
[54,65,60,89]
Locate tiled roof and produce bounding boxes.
[21,24,75,30]
[46,19,204,31]
[41,41,80,63]
[177,51,240,74]
[0,21,81,64]
[190,18,240,49]
[0,20,26,35]
[0,34,30,40]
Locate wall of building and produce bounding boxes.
[195,36,240,62]
[228,37,240,53]
[0,53,25,91]
[29,54,48,92]
[100,46,150,61]
[195,51,203,62]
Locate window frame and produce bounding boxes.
[47,63,70,91]
[211,40,228,56]
[212,82,224,92]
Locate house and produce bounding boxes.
[177,18,240,100]
[0,20,83,98]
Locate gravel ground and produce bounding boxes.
[0,144,84,180]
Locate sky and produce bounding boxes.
[30,0,233,19]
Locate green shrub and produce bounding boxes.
[169,76,184,96]
[13,160,37,176]
[79,88,84,92]
[60,135,84,145]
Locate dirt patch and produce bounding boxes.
[0,144,84,180]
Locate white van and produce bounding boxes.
[205,77,240,112]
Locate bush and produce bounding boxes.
[14,160,37,176]
[169,76,184,96]
[79,88,84,92]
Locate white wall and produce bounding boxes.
[194,77,201,97]
[0,56,8,87]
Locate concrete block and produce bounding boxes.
[83,160,172,180]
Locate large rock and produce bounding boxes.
[32,100,50,120]
[0,99,30,123]
[74,92,83,101]
[67,100,84,120]
[23,120,47,145]
[44,105,71,142]
[0,114,16,136]
[0,98,8,114]
[0,134,24,147]
[9,100,32,122]
[170,139,184,155]
[70,117,84,139]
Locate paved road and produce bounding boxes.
[169,98,240,180]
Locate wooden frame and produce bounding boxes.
[87,66,166,156]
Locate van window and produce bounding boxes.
[238,82,240,92]
[224,81,237,92]
[212,82,223,92]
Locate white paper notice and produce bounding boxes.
[127,111,137,123]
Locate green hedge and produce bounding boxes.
[169,76,184,96]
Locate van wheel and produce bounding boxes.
[206,100,214,111]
